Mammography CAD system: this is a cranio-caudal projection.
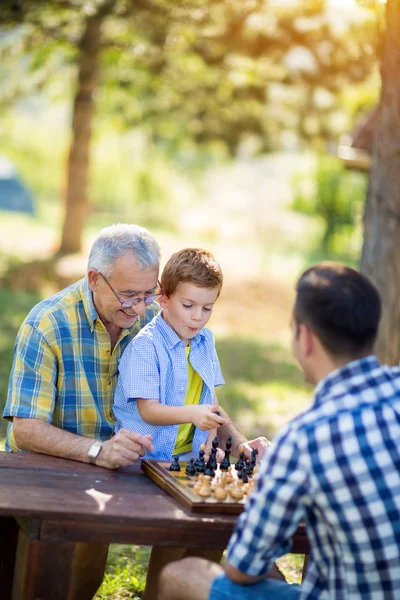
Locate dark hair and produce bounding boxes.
[161,248,223,297]
[294,262,381,358]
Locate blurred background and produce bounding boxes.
[0,0,386,594]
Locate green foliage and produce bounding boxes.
[0,287,41,437]
[95,545,150,600]
[290,155,367,254]
[89,133,177,230]
[0,0,381,157]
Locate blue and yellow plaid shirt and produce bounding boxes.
[3,277,159,451]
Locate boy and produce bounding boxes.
[113,248,226,460]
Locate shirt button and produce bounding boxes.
[107,379,112,385]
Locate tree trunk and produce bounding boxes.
[360,0,400,365]
[58,15,103,255]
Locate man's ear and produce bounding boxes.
[158,293,169,309]
[88,269,100,293]
[299,323,314,357]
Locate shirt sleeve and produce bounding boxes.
[226,423,309,577]
[117,335,160,401]
[3,323,58,423]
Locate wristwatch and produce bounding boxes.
[88,440,103,464]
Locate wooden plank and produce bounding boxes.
[142,459,247,514]
[0,517,18,600]
[40,517,236,548]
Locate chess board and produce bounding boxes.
[141,459,248,514]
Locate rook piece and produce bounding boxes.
[169,456,181,472]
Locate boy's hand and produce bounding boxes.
[190,405,226,431]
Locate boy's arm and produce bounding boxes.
[136,399,226,430]
[216,402,271,462]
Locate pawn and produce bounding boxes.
[198,482,212,498]
[230,483,244,500]
[169,456,181,472]
[214,483,228,501]
[185,457,196,476]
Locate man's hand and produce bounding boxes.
[241,437,271,463]
[97,429,154,469]
[190,405,226,431]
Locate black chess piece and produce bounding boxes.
[235,450,245,471]
[169,456,181,472]
[204,464,215,478]
[195,449,206,473]
[185,457,196,476]
[244,459,253,477]
[220,440,231,471]
[250,447,258,468]
[212,437,219,451]
[241,472,249,484]
[209,446,218,471]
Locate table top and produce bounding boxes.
[0,451,308,552]
[0,451,239,547]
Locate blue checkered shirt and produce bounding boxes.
[113,311,224,460]
[227,356,400,599]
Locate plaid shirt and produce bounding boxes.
[113,311,224,460]
[4,277,159,451]
[227,356,400,600]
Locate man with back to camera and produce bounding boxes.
[3,223,269,600]
[158,262,400,600]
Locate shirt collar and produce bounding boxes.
[155,310,206,349]
[314,355,381,407]
[80,277,98,331]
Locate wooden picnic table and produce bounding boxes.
[0,451,309,600]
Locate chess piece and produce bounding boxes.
[220,440,231,471]
[250,447,258,468]
[186,457,196,476]
[169,456,181,472]
[204,463,215,478]
[198,481,212,498]
[195,445,206,473]
[230,482,244,500]
[214,482,228,501]
[235,447,245,472]
[209,447,218,471]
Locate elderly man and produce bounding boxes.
[159,262,400,600]
[3,223,268,600]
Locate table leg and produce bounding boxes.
[11,528,75,600]
[143,547,224,600]
[0,517,19,600]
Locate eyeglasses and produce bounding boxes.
[98,272,163,308]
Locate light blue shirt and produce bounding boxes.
[113,311,224,460]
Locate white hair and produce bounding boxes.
[87,223,161,277]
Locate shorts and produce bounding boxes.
[209,572,301,600]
